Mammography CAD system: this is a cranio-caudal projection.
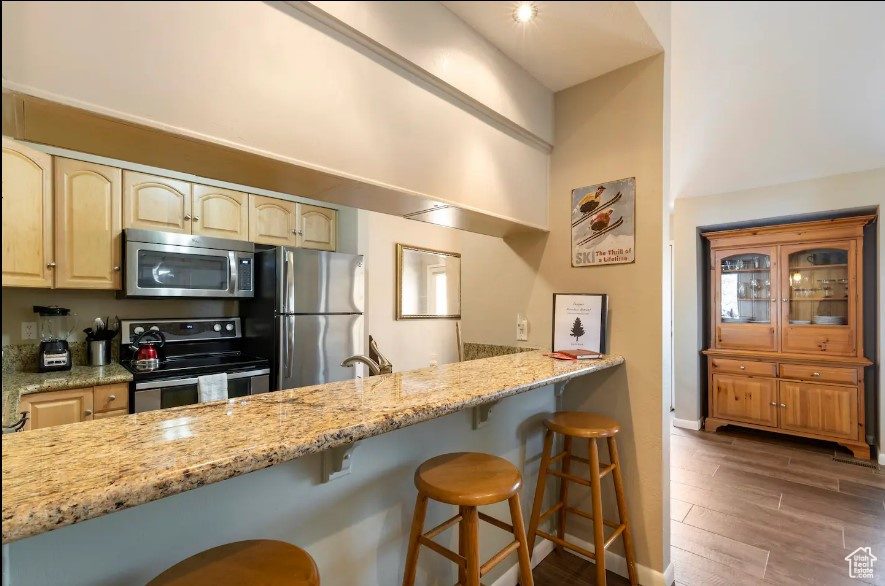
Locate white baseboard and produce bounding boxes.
[878,452,885,466]
[663,560,674,585]
[488,538,555,586]
[561,532,669,586]
[671,417,702,431]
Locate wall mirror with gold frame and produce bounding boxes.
[396,244,461,319]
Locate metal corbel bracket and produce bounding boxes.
[321,440,361,483]
[473,400,500,429]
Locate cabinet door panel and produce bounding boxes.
[249,194,296,245]
[711,374,778,427]
[192,185,248,241]
[780,241,857,356]
[123,172,191,233]
[54,158,122,289]
[296,203,337,251]
[779,381,857,440]
[2,139,53,287]
[712,247,778,351]
[20,388,94,431]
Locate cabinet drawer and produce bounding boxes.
[710,358,776,377]
[93,409,128,420]
[94,383,129,413]
[778,364,857,385]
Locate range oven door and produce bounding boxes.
[125,240,254,298]
[132,369,270,413]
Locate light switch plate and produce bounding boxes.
[21,322,37,341]
[516,314,528,341]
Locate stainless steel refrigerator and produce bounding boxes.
[240,248,365,390]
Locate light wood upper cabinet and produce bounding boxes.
[54,158,122,289]
[712,246,778,352]
[711,374,778,427]
[19,387,94,431]
[123,171,191,234]
[192,185,249,241]
[296,203,337,251]
[249,194,297,245]
[2,138,53,288]
[779,381,857,440]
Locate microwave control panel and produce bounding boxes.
[237,257,253,291]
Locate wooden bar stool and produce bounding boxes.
[148,539,320,586]
[526,413,638,586]
[403,452,534,586]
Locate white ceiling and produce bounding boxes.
[671,1,885,199]
[441,1,663,91]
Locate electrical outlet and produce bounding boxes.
[516,314,528,341]
[429,352,439,367]
[21,322,37,340]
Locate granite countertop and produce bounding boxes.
[2,364,133,427]
[1,351,624,544]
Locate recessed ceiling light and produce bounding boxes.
[513,2,538,24]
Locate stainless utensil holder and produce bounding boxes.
[88,340,111,366]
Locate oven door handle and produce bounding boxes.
[134,368,270,390]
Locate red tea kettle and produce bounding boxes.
[130,329,166,369]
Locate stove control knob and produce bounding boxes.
[149,326,160,332]
[133,327,145,335]
[225,323,235,332]
[214,324,222,332]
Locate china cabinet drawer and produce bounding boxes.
[94,383,129,413]
[710,358,776,377]
[781,325,854,356]
[778,364,857,385]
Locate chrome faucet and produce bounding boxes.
[369,335,393,375]
[341,354,383,376]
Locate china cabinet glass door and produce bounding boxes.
[780,241,856,355]
[714,247,777,351]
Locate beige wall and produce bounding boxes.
[672,167,885,454]
[463,55,668,577]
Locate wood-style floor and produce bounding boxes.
[533,424,884,585]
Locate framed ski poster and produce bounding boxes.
[552,293,608,353]
[571,177,635,266]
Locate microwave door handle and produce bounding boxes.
[229,252,238,294]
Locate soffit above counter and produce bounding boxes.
[2,90,547,239]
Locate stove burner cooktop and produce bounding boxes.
[122,352,269,380]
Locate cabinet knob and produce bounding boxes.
[108,394,116,401]
[47,262,56,268]
[780,403,786,408]
[739,365,746,370]
[84,409,93,416]
[782,298,788,303]
[292,229,303,235]
[184,214,192,221]
[113,266,121,272]
[812,372,821,377]
[193,216,199,222]
[770,401,777,406]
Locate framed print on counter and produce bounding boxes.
[552,293,608,353]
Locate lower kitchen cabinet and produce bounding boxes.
[779,380,857,440]
[19,387,94,431]
[711,374,778,427]
[18,383,129,431]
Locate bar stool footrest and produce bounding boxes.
[566,506,620,529]
[535,530,596,560]
[425,514,463,539]
[479,540,520,576]
[417,535,466,568]
[477,512,513,533]
[537,501,564,525]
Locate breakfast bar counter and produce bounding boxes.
[1,351,624,544]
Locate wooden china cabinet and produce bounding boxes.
[702,216,875,459]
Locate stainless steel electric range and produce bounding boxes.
[120,318,270,413]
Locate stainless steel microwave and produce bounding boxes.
[123,229,254,298]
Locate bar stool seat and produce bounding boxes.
[403,452,534,586]
[415,452,522,506]
[148,540,320,586]
[544,412,620,438]
[527,412,638,586]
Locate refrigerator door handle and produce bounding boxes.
[283,249,296,314]
[280,315,293,382]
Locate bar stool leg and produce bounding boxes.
[458,506,468,586]
[609,437,638,586]
[557,435,573,544]
[402,493,428,586]
[588,438,607,586]
[527,428,554,553]
[463,506,481,586]
[508,493,535,586]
